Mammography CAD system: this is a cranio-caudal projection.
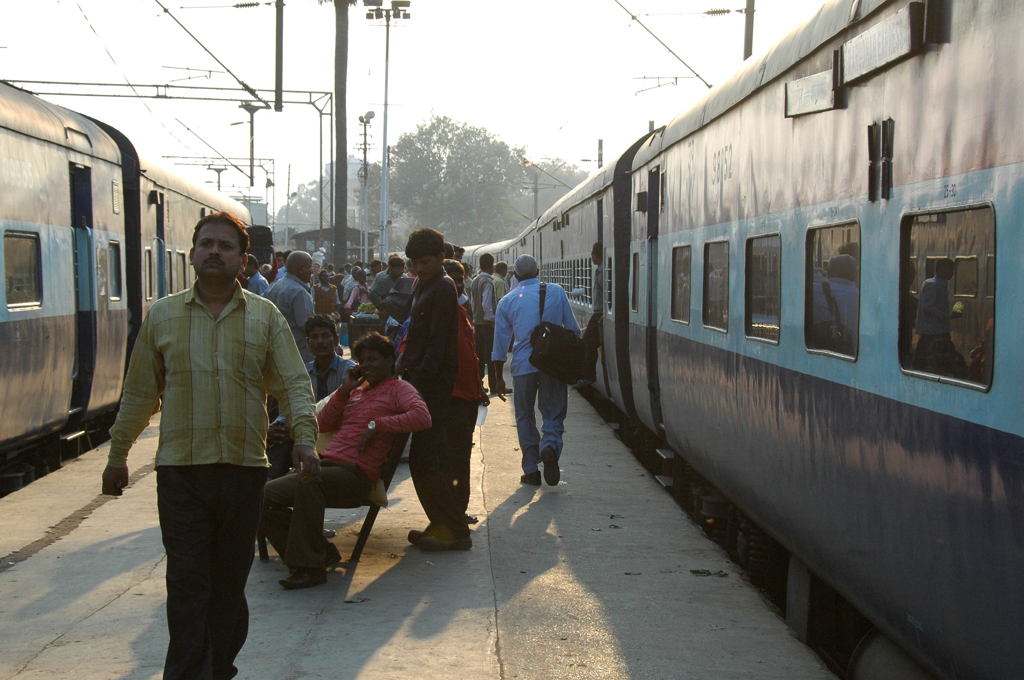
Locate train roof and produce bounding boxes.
[0,81,122,164]
[633,0,892,168]
[137,154,252,224]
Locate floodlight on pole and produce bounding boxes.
[364,0,411,260]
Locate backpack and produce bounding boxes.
[529,283,584,384]
[382,276,414,322]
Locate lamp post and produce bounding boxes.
[238,101,268,187]
[364,0,411,260]
[358,110,375,263]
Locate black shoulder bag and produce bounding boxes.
[529,283,584,384]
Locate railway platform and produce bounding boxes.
[0,389,833,679]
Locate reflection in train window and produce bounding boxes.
[670,245,691,323]
[166,249,174,293]
[5,232,42,306]
[745,235,781,343]
[702,241,729,331]
[109,241,122,300]
[178,252,188,291]
[899,207,995,387]
[145,248,154,300]
[631,251,639,312]
[954,257,978,297]
[805,223,859,357]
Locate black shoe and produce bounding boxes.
[408,529,426,545]
[520,471,541,486]
[279,567,327,590]
[541,447,560,486]
[465,514,479,525]
[324,542,342,567]
[416,535,472,552]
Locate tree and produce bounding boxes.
[389,116,530,246]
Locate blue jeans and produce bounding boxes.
[512,371,568,474]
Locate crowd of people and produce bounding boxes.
[99,212,594,680]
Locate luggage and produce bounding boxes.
[529,283,584,384]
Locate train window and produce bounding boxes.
[630,251,639,312]
[109,242,122,300]
[702,241,729,331]
[178,252,188,289]
[166,249,174,293]
[953,257,978,297]
[4,232,42,307]
[96,244,109,300]
[606,255,613,315]
[805,223,860,357]
[670,245,691,323]
[145,248,154,300]
[899,207,995,388]
[745,235,781,343]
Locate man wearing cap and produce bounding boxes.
[492,254,580,486]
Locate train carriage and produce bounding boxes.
[475,1,1022,677]
[0,81,251,484]
[0,82,128,452]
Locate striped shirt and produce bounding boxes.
[108,283,318,468]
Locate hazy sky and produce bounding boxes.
[2,0,827,208]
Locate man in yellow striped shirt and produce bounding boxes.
[102,212,318,680]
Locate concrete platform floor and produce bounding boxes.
[0,390,834,680]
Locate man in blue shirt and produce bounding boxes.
[244,254,270,295]
[492,255,580,486]
[265,251,316,363]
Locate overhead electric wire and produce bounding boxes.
[152,0,272,108]
[175,118,250,179]
[72,1,200,154]
[612,0,713,89]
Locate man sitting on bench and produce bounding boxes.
[262,332,431,590]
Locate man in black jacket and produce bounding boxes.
[398,228,471,551]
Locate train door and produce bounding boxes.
[596,198,610,389]
[69,163,96,418]
[646,167,664,433]
[153,191,168,297]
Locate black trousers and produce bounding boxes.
[157,464,267,680]
[409,392,470,541]
[448,397,477,516]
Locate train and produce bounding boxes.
[466,1,1021,678]
[0,81,252,490]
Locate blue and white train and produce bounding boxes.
[468,1,1020,678]
[0,81,251,488]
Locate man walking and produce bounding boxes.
[469,253,497,393]
[102,212,318,680]
[492,255,580,486]
[265,250,316,363]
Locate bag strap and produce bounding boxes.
[538,282,547,320]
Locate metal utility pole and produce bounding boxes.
[364,0,411,260]
[284,164,292,248]
[358,111,375,262]
[239,101,266,187]
[275,0,284,111]
[744,0,755,59]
